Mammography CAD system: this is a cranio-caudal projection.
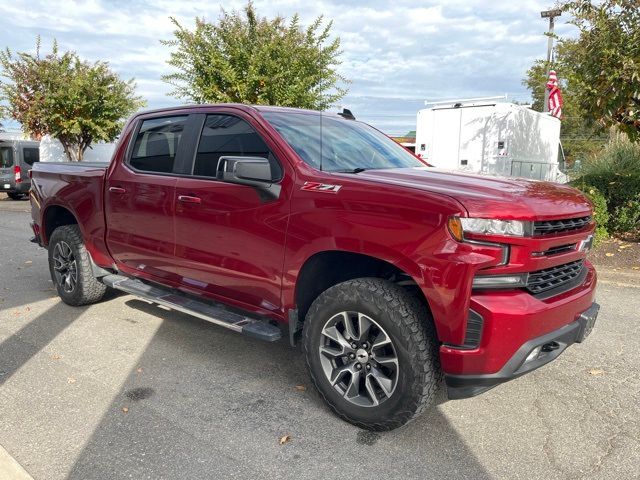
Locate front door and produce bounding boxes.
[104,114,189,284]
[173,112,290,313]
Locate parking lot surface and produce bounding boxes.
[1,196,639,479]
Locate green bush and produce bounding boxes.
[580,186,610,245]
[610,195,640,234]
[573,136,640,234]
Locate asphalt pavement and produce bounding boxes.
[0,195,639,480]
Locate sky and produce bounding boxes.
[0,0,577,135]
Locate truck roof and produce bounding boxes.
[131,103,337,119]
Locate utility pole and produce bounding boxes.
[541,9,562,113]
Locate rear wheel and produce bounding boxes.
[7,192,24,200]
[303,278,441,430]
[48,225,107,306]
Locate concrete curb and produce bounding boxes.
[0,445,33,480]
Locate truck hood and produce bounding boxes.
[353,167,592,220]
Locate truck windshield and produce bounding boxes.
[262,112,423,172]
[0,146,13,168]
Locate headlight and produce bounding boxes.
[448,217,528,240]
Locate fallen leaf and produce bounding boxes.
[51,354,62,360]
[293,385,306,392]
[588,368,605,376]
[25,260,32,265]
[279,434,291,445]
[122,407,129,413]
[633,266,639,270]
[618,244,632,249]
[136,368,143,374]
[605,253,615,257]
[67,377,76,384]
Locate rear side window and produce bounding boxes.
[1,146,13,168]
[130,116,187,173]
[23,147,40,166]
[193,114,281,179]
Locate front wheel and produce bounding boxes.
[303,278,441,430]
[48,225,107,306]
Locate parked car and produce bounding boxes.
[29,104,599,430]
[1,139,40,199]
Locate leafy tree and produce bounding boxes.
[560,0,640,140]
[522,55,607,165]
[161,2,348,110]
[0,39,145,161]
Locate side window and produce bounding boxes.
[129,116,187,173]
[193,114,282,180]
[1,147,14,168]
[23,147,40,166]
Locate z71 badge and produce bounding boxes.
[301,182,342,193]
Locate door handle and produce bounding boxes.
[109,186,126,194]
[177,195,202,205]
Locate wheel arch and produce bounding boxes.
[42,204,78,245]
[291,250,436,343]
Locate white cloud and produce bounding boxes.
[1,0,578,134]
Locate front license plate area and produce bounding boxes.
[577,302,599,342]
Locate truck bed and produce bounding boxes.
[30,161,111,266]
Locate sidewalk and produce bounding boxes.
[0,445,33,480]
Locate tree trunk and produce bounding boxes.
[60,140,88,161]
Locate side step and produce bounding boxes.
[102,274,281,342]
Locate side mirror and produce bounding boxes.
[217,156,281,199]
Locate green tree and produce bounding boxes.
[560,0,640,140]
[522,55,607,165]
[0,39,145,161]
[161,2,348,110]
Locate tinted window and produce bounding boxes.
[1,146,13,168]
[130,116,187,173]
[193,114,281,180]
[23,147,40,166]
[262,112,423,172]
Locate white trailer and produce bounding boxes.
[415,99,566,182]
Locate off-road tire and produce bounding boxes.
[303,277,441,431]
[48,224,107,306]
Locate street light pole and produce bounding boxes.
[541,9,562,113]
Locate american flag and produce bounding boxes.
[546,70,563,119]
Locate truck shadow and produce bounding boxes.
[66,298,493,480]
[0,301,88,386]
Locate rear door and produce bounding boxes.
[104,114,192,284]
[172,111,290,312]
[1,144,15,191]
[21,146,40,187]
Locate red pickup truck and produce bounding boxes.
[30,104,599,430]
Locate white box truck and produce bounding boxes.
[415,99,567,182]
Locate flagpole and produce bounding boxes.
[541,9,562,113]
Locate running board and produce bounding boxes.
[102,274,281,342]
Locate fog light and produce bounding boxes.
[525,346,542,364]
[472,274,528,289]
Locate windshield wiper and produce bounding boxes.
[335,167,368,174]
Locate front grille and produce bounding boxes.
[533,216,591,235]
[540,243,577,256]
[526,259,584,295]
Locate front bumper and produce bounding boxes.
[439,260,598,399]
[445,302,599,399]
